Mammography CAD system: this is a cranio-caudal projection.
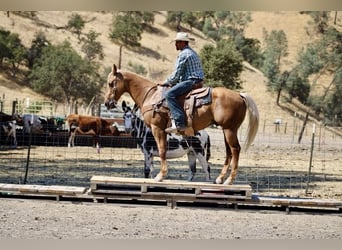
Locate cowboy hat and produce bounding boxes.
[173,32,195,42]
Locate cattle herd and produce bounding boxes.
[0,111,127,149]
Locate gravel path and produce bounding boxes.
[0,198,341,239]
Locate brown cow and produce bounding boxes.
[66,114,121,148]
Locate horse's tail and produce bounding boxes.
[240,93,259,151]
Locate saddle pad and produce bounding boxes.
[193,87,212,108]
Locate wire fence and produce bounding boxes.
[0,117,341,200]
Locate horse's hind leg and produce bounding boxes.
[215,129,240,185]
[215,137,232,184]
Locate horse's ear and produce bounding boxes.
[112,64,117,75]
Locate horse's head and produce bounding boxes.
[104,64,125,110]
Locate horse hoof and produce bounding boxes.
[154,174,164,182]
[215,177,223,184]
[223,178,233,185]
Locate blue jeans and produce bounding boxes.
[165,79,198,127]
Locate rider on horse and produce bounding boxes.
[159,32,204,134]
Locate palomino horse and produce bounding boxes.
[105,64,259,185]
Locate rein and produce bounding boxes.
[141,85,157,105]
[140,85,158,116]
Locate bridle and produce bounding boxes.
[106,71,158,116]
[107,73,120,107]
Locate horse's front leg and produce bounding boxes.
[151,127,168,182]
[154,146,168,182]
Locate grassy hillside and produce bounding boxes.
[0,11,339,131]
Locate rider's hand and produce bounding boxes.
[157,82,170,87]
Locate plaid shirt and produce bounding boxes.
[165,46,204,86]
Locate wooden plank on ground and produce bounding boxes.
[90,176,251,190]
[90,176,252,199]
[255,196,342,209]
[0,183,87,195]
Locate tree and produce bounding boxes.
[296,26,341,124]
[109,12,144,68]
[29,41,103,106]
[202,11,229,41]
[200,39,243,89]
[234,35,263,68]
[195,11,215,30]
[307,11,330,34]
[202,18,220,41]
[27,31,50,68]
[225,11,252,37]
[325,68,342,125]
[182,12,198,30]
[138,11,155,26]
[285,70,310,104]
[67,13,85,40]
[81,30,104,62]
[201,11,252,42]
[0,29,12,66]
[261,29,288,98]
[0,28,26,76]
[110,12,143,47]
[165,11,183,31]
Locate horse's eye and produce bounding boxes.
[109,82,113,88]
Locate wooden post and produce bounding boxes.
[118,45,122,69]
[298,112,309,144]
[23,120,33,184]
[305,124,315,195]
[12,100,17,116]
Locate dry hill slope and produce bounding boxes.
[0,11,328,124]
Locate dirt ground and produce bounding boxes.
[0,197,341,239]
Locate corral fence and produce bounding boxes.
[0,101,341,200]
[0,99,54,117]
